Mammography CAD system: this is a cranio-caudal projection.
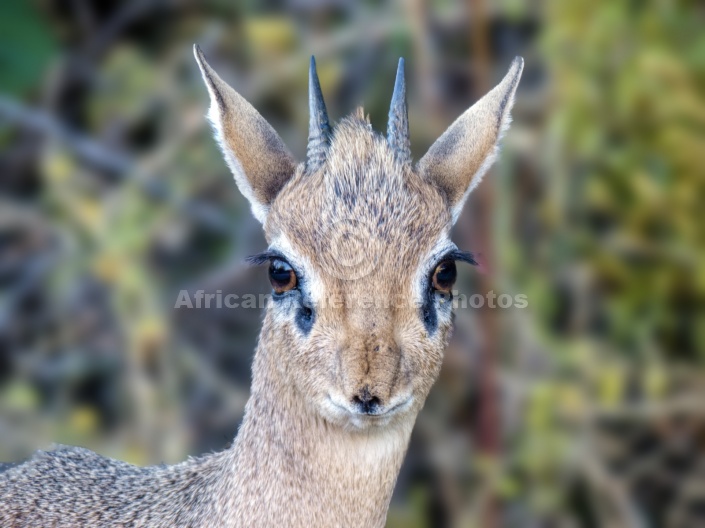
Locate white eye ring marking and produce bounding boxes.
[412,235,457,302]
[269,233,325,306]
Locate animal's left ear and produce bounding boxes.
[419,57,524,223]
[193,45,296,224]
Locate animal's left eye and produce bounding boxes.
[431,260,457,293]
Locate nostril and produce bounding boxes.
[352,394,380,406]
[352,387,381,414]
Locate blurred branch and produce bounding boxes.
[86,0,175,60]
[579,448,646,528]
[0,95,132,173]
[0,96,232,234]
[590,395,705,421]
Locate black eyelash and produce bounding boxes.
[445,249,478,266]
[244,250,286,266]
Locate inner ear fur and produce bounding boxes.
[419,57,524,223]
[194,45,296,223]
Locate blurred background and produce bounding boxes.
[0,0,703,526]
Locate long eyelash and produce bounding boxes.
[446,249,478,266]
[244,250,284,266]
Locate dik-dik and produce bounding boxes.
[0,47,523,527]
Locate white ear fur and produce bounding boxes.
[419,57,524,223]
[194,45,296,224]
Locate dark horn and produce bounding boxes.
[306,56,331,173]
[387,58,411,164]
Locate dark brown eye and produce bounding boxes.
[269,259,297,293]
[432,260,457,293]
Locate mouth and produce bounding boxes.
[326,395,413,421]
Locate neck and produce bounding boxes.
[215,319,414,528]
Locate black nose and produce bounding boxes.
[352,386,381,414]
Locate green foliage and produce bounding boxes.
[542,0,705,357]
[0,1,56,95]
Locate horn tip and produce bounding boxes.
[388,57,410,163]
[391,58,406,102]
[395,58,405,81]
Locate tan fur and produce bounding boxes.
[207,114,456,525]
[0,49,523,527]
[194,46,296,222]
[266,112,451,422]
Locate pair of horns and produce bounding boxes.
[307,57,409,173]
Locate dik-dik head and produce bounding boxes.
[194,46,522,431]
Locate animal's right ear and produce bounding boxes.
[194,45,296,224]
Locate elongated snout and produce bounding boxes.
[338,334,403,414]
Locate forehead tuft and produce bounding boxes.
[267,110,450,274]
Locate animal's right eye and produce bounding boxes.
[269,259,297,294]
